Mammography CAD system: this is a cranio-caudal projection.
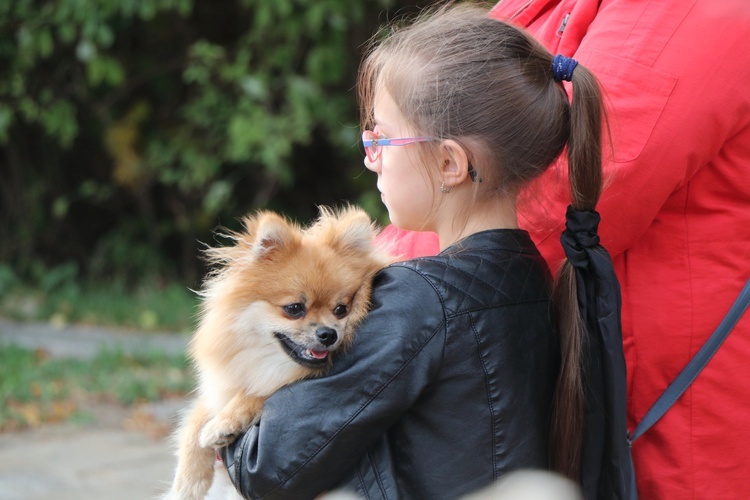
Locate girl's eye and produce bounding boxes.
[333,304,349,319]
[283,303,306,319]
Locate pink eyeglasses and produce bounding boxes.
[361,126,434,162]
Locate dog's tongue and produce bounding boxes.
[309,349,328,360]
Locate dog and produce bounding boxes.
[163,206,389,499]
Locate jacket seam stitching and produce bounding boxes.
[367,449,389,499]
[470,312,499,479]
[355,461,371,500]
[445,298,550,319]
[234,428,249,494]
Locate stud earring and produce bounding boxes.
[440,182,452,194]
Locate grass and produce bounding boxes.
[0,265,199,431]
[0,343,195,432]
[0,272,199,332]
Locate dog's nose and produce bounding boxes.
[316,327,338,347]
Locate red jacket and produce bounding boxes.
[377,1,750,497]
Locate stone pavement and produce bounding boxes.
[0,319,191,500]
[0,420,177,500]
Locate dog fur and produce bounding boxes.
[163,206,389,499]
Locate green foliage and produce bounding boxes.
[0,344,194,430]
[0,263,198,332]
[1,0,404,287]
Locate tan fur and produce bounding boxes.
[163,206,390,499]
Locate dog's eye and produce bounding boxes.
[333,304,348,319]
[283,303,306,318]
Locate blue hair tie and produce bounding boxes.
[552,54,578,82]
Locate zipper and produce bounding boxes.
[557,12,571,37]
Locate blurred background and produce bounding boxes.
[0,1,425,497]
[0,0,432,331]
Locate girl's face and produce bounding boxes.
[364,90,436,231]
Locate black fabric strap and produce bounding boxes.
[561,205,633,500]
[630,278,750,444]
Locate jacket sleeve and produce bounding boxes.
[221,265,446,499]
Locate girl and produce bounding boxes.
[220,4,606,498]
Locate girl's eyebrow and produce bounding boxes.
[372,116,389,131]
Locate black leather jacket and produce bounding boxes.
[222,229,559,499]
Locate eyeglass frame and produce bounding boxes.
[361,128,482,183]
[361,128,434,163]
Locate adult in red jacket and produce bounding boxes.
[377,1,750,498]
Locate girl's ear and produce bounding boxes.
[438,139,470,189]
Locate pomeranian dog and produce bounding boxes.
[163,206,389,499]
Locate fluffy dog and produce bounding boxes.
[164,206,389,499]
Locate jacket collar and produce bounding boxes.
[441,229,537,256]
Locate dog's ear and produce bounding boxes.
[246,212,301,259]
[314,206,380,256]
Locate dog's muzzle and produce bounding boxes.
[274,332,335,369]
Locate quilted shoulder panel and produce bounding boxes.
[391,230,552,317]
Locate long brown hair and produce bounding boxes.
[358,3,606,480]
[549,57,605,480]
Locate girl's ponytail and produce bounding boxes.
[550,55,632,499]
[566,65,604,212]
[549,58,606,480]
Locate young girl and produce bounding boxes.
[219,5,606,498]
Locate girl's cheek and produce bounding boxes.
[364,157,381,173]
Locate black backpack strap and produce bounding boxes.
[631,278,750,443]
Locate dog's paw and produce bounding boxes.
[199,419,236,448]
[199,414,256,449]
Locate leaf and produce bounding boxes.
[52,196,70,219]
[37,28,54,58]
[139,1,158,20]
[306,45,345,85]
[203,180,233,215]
[58,23,77,44]
[86,55,125,86]
[0,104,13,143]
[96,24,114,48]
[40,100,78,148]
[12,402,43,427]
[226,109,267,162]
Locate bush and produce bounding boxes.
[0,0,410,287]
